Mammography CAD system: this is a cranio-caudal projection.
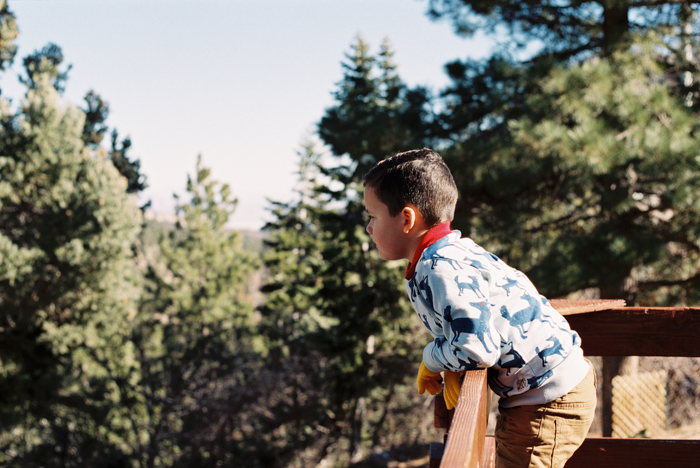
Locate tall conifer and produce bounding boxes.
[0,48,142,466]
[130,157,261,467]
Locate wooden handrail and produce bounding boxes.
[565,307,700,357]
[567,438,700,467]
[432,368,494,468]
[429,302,700,468]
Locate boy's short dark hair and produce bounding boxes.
[362,148,458,227]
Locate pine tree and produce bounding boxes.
[427,0,695,56]
[429,5,700,305]
[129,156,261,467]
[256,143,335,467]
[0,0,17,75]
[449,44,700,303]
[259,38,439,466]
[0,48,143,466]
[81,92,148,197]
[317,38,435,465]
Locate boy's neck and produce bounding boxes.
[405,222,452,279]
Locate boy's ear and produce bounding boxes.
[401,206,418,234]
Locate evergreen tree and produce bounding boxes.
[20,42,71,94]
[316,38,434,465]
[257,143,335,467]
[0,49,143,466]
[81,92,148,197]
[108,129,147,196]
[426,1,700,111]
[129,156,261,467]
[319,37,436,178]
[262,141,436,467]
[427,0,696,56]
[426,2,700,304]
[0,0,17,76]
[452,44,700,303]
[81,90,110,148]
[260,38,440,466]
[17,41,148,198]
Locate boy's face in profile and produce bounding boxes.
[363,186,412,261]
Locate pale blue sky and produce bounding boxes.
[3,0,494,230]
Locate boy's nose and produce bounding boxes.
[366,222,373,235]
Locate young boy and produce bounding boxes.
[362,148,596,468]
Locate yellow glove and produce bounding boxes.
[417,361,442,396]
[443,369,465,410]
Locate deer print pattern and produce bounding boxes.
[443,304,497,353]
[406,231,589,406]
[455,275,484,298]
[498,293,557,339]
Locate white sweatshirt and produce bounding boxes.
[407,231,590,408]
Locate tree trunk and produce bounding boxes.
[349,397,366,463]
[602,5,629,54]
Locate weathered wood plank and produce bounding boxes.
[434,392,453,430]
[565,308,700,357]
[482,435,496,468]
[440,369,490,468]
[566,438,700,468]
[551,298,626,315]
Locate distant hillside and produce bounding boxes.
[142,211,267,253]
[141,211,268,306]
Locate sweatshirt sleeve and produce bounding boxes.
[421,266,501,372]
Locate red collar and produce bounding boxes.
[405,222,452,280]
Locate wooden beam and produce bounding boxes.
[551,298,626,315]
[566,438,700,468]
[440,369,490,468]
[482,435,496,468]
[565,308,700,357]
[434,393,453,430]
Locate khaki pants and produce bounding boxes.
[495,361,597,468]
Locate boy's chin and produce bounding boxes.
[379,251,400,261]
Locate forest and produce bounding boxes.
[2,0,700,467]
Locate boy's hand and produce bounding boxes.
[443,370,465,410]
[417,361,442,396]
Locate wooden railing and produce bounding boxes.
[430,368,494,468]
[429,300,700,468]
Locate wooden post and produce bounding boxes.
[602,356,624,437]
[440,369,490,468]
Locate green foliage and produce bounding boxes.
[257,145,337,467]
[81,90,110,148]
[0,0,17,73]
[433,4,700,306]
[18,41,148,198]
[130,156,262,467]
[426,0,695,56]
[108,129,147,196]
[20,42,72,94]
[314,38,436,464]
[262,142,432,467]
[81,92,147,197]
[319,37,435,179]
[0,57,143,467]
[260,38,441,466]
